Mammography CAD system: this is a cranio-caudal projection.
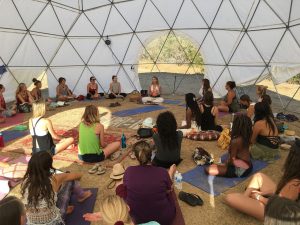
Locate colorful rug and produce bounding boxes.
[65,188,98,225]
[182,153,269,196]
[113,105,166,117]
[0,113,25,128]
[101,116,144,130]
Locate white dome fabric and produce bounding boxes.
[0,0,300,102]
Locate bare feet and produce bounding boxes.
[78,190,92,203]
[67,205,74,214]
[168,164,177,180]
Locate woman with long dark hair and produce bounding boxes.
[86,76,100,100]
[21,151,91,225]
[0,196,26,225]
[218,81,239,112]
[179,93,201,129]
[152,111,183,168]
[200,91,222,131]
[251,102,279,162]
[206,114,252,177]
[225,139,300,221]
[56,77,76,101]
[198,78,212,100]
[16,83,34,113]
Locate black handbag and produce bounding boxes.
[140,89,148,97]
[137,128,153,138]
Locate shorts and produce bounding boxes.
[224,164,253,178]
[2,109,13,117]
[32,146,56,156]
[78,152,105,163]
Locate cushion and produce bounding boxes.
[186,130,220,141]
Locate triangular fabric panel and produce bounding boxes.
[115,0,146,30]
[248,28,286,62]
[117,66,139,92]
[230,34,265,65]
[109,34,134,62]
[173,0,208,29]
[264,0,292,24]
[82,0,110,10]
[103,6,133,36]
[69,38,99,63]
[0,31,25,63]
[53,5,80,34]
[230,0,259,27]
[32,35,64,64]
[228,66,267,85]
[192,0,223,26]
[9,34,46,67]
[290,0,300,25]
[136,0,170,32]
[212,0,243,29]
[51,40,84,66]
[151,0,183,27]
[14,0,47,29]
[9,67,45,85]
[0,0,26,30]
[0,70,19,102]
[123,34,147,64]
[51,0,80,10]
[89,39,120,66]
[89,66,120,92]
[68,13,99,37]
[31,4,65,36]
[85,6,111,35]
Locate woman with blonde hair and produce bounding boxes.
[78,105,120,163]
[16,83,33,113]
[83,195,159,225]
[29,100,74,155]
[142,76,164,104]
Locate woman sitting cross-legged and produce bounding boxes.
[78,105,120,163]
[86,76,100,100]
[56,77,76,101]
[152,111,183,168]
[218,81,239,113]
[83,195,160,225]
[205,114,253,177]
[21,151,92,225]
[142,76,164,104]
[200,91,223,132]
[109,75,127,99]
[16,83,34,113]
[116,141,176,225]
[251,102,279,162]
[0,84,17,119]
[225,139,300,221]
[29,100,74,155]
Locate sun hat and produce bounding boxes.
[110,163,125,180]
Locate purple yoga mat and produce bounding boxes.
[65,188,98,225]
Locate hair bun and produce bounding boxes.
[32,78,37,83]
[114,221,124,225]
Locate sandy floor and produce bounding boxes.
[2,96,300,225]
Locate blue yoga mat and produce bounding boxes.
[164,99,182,105]
[2,130,29,144]
[65,188,98,225]
[113,105,166,117]
[182,154,269,196]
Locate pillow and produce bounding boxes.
[186,130,220,141]
[0,162,27,179]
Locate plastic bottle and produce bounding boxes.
[174,171,183,190]
[0,132,4,148]
[121,133,127,149]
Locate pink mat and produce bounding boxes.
[0,113,25,128]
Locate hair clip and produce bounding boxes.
[115,221,124,225]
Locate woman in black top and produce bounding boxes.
[152,111,183,168]
[200,92,222,132]
[179,93,202,129]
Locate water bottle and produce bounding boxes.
[121,133,126,149]
[174,171,183,190]
[0,132,4,148]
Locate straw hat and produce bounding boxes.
[110,163,125,180]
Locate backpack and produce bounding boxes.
[192,147,214,166]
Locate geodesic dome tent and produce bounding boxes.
[1,0,300,108]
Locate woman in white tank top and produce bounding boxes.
[142,76,164,103]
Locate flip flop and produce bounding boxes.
[178,191,203,206]
[88,163,100,174]
[110,151,121,161]
[96,165,106,175]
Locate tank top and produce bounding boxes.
[0,95,6,109]
[88,85,97,95]
[111,82,120,94]
[22,187,64,225]
[150,85,160,97]
[17,91,29,104]
[30,117,55,153]
[200,104,216,131]
[78,122,102,155]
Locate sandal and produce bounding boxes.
[88,163,101,174]
[178,191,203,206]
[96,165,106,175]
[129,151,136,159]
